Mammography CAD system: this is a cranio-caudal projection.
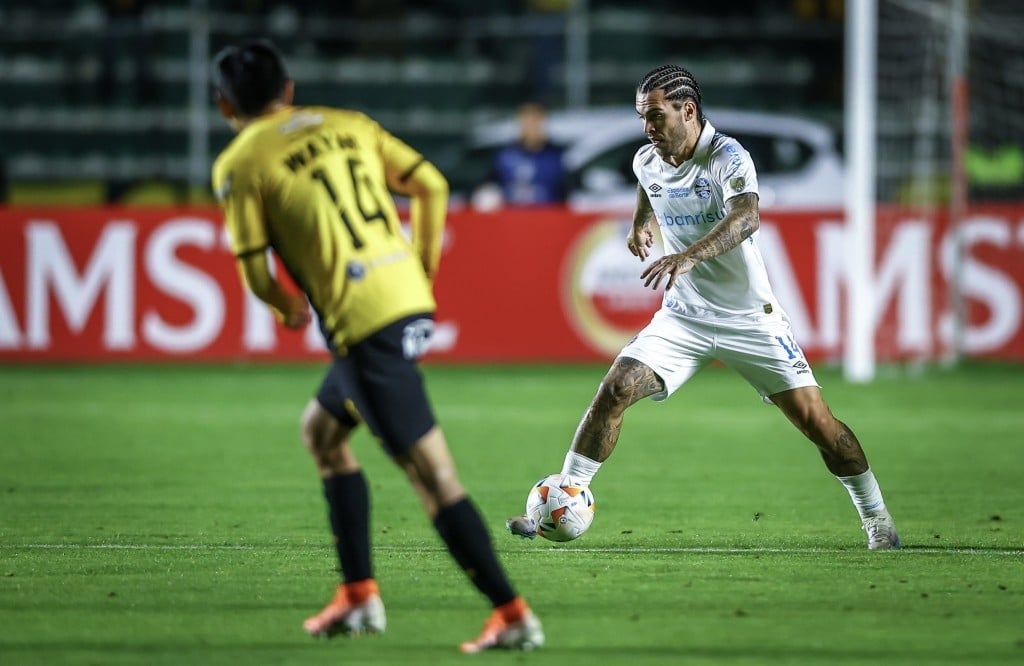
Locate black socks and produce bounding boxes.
[322,471,372,582]
[434,498,516,607]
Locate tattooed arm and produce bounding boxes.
[640,192,760,290]
[627,183,657,260]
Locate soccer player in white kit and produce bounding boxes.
[508,64,899,549]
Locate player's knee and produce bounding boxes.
[596,374,639,414]
[398,430,465,505]
[800,411,838,446]
[778,390,835,444]
[300,422,330,465]
[411,460,455,495]
[300,403,352,466]
[299,405,323,451]
[594,358,663,414]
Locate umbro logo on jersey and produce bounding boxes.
[793,361,808,369]
[648,183,663,198]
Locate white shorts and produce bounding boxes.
[618,308,820,403]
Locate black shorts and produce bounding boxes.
[315,314,437,456]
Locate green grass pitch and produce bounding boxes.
[1,362,1022,665]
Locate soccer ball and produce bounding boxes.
[524,474,596,542]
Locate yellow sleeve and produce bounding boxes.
[402,161,448,280]
[212,151,298,322]
[377,125,449,280]
[236,251,296,323]
[212,153,268,258]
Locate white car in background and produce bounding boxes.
[458,107,845,211]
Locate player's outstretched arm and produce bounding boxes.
[641,192,760,290]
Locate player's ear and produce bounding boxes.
[215,91,235,120]
[282,79,295,105]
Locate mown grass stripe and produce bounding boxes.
[4,543,1021,556]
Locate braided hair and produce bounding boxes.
[637,65,703,119]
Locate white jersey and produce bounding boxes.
[633,119,779,322]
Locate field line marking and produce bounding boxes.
[2,543,1022,556]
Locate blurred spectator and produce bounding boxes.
[472,101,567,209]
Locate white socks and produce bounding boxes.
[836,468,887,520]
[562,455,887,518]
[560,451,602,486]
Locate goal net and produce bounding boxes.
[873,0,1024,364]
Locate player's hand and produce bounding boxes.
[640,252,697,291]
[626,224,655,261]
[280,293,312,329]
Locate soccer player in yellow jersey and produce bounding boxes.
[210,39,543,653]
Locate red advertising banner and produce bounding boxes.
[1,205,1023,362]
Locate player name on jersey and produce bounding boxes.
[283,131,359,173]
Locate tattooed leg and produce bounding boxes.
[506,357,665,538]
[570,357,665,463]
[771,387,869,476]
[817,419,869,476]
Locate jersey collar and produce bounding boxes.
[691,119,717,162]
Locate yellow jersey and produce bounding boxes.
[212,106,436,351]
